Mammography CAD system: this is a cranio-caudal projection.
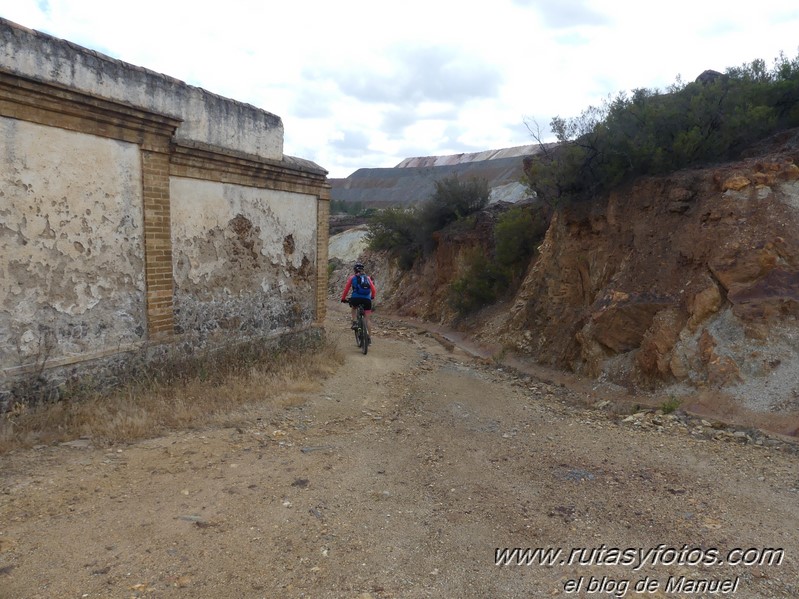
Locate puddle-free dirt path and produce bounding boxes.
[1,304,797,598]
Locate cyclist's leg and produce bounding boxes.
[350,298,365,339]
[348,299,357,329]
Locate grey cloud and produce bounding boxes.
[381,108,417,135]
[290,87,334,119]
[513,0,609,28]
[394,128,487,161]
[381,104,460,140]
[316,45,503,106]
[329,129,372,158]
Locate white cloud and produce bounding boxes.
[2,0,798,177]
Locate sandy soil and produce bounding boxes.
[1,302,797,598]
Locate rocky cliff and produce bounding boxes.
[329,130,799,436]
[502,131,799,424]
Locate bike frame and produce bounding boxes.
[354,304,369,355]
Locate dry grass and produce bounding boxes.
[0,333,344,453]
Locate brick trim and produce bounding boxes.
[0,71,181,151]
[316,190,331,325]
[170,141,328,194]
[141,150,175,339]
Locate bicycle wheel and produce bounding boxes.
[360,313,369,355]
[354,307,364,348]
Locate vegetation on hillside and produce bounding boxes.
[524,52,799,207]
[330,199,374,217]
[365,173,550,315]
[361,52,799,316]
[366,175,490,269]
[448,205,548,315]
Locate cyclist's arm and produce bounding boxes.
[340,275,353,301]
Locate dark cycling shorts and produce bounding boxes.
[348,297,372,312]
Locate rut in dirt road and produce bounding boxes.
[0,309,797,599]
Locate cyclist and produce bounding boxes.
[340,262,376,336]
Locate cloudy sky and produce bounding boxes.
[2,1,799,178]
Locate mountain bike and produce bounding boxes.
[353,304,370,355]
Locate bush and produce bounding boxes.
[661,396,681,414]
[366,175,490,269]
[449,204,550,316]
[419,176,489,234]
[494,206,548,278]
[525,51,799,207]
[365,207,421,270]
[448,249,508,315]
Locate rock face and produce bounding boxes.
[503,129,799,414]
[328,226,370,265]
[329,204,511,325]
[330,130,799,432]
[330,145,546,207]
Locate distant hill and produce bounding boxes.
[330,144,548,207]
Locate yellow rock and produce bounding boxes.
[722,175,751,191]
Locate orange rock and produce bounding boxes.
[707,355,743,386]
[698,329,717,363]
[722,176,751,191]
[688,283,722,331]
[636,307,686,378]
[751,171,774,185]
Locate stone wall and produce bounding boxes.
[170,180,318,340]
[1,119,146,369]
[0,18,330,396]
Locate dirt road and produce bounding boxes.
[1,303,798,598]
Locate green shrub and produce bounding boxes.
[365,206,421,270]
[448,204,550,316]
[525,51,799,207]
[449,249,508,315]
[661,396,681,414]
[366,175,490,269]
[419,175,489,235]
[494,206,548,276]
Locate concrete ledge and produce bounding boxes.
[0,17,283,160]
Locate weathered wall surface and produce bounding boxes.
[1,117,146,369]
[171,179,317,339]
[0,20,283,160]
[0,18,330,401]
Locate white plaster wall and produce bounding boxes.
[0,18,283,160]
[0,117,146,368]
[171,178,317,337]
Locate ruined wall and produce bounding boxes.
[0,18,330,397]
[1,20,283,161]
[171,179,317,340]
[1,118,146,370]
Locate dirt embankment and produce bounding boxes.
[336,130,799,438]
[1,304,797,598]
